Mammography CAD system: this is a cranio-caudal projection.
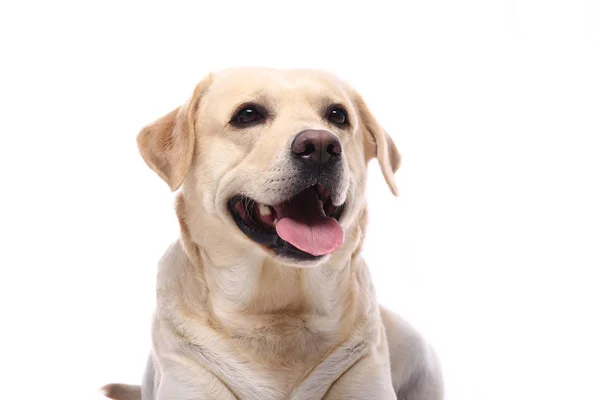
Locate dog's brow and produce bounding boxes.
[315,93,339,105]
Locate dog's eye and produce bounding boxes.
[327,107,348,126]
[232,105,264,126]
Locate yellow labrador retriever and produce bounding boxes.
[103,67,443,400]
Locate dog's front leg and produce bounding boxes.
[153,360,237,400]
[323,347,396,400]
[153,319,285,400]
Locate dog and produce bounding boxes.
[103,67,443,399]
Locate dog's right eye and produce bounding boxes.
[231,105,265,127]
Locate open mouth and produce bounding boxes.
[228,184,345,261]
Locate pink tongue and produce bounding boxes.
[276,218,343,256]
[273,188,344,256]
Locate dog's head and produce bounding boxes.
[137,68,400,267]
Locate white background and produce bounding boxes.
[1,1,599,399]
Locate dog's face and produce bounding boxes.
[138,68,400,267]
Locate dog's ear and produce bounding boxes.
[137,75,213,191]
[354,93,401,196]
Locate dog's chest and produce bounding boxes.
[229,312,336,363]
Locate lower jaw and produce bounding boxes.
[230,222,325,262]
[271,238,325,262]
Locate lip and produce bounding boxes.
[227,184,345,261]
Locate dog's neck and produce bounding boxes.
[161,194,376,367]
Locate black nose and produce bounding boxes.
[291,130,342,172]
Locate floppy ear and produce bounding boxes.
[136,75,213,191]
[354,93,402,196]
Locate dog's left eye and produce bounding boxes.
[232,105,264,126]
[327,107,348,126]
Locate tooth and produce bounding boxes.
[273,218,278,226]
[259,204,271,216]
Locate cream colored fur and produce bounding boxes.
[103,67,443,400]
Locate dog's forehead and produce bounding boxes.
[205,68,349,105]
